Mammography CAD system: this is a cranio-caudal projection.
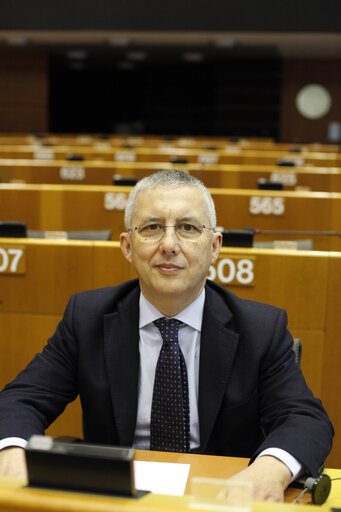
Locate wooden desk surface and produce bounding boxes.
[0,451,340,512]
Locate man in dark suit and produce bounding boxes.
[0,169,333,501]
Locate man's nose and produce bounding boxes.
[159,226,181,254]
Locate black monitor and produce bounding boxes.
[221,229,254,248]
[258,178,283,190]
[113,175,138,186]
[0,221,27,238]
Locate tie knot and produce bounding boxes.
[154,317,182,343]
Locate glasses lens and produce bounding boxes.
[137,223,164,241]
[177,223,203,239]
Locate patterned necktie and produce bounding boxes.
[150,317,190,452]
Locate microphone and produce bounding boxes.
[253,229,341,238]
[292,473,332,504]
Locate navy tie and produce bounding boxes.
[150,317,190,452]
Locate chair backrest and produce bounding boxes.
[292,338,302,367]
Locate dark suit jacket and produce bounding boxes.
[0,279,333,476]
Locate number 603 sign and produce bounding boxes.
[208,257,255,286]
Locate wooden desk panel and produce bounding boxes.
[3,159,341,193]
[0,145,338,168]
[0,239,94,314]
[0,133,339,152]
[210,249,328,330]
[1,184,341,251]
[0,240,340,466]
[0,239,134,314]
[0,311,83,439]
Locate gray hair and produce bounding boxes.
[124,169,217,229]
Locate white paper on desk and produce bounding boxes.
[133,460,190,496]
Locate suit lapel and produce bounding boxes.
[103,287,140,446]
[198,285,239,451]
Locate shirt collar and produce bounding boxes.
[139,288,205,332]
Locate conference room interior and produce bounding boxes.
[0,1,341,508]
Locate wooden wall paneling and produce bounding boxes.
[0,53,48,133]
[280,59,341,144]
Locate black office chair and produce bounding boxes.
[292,338,302,367]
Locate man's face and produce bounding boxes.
[120,186,222,312]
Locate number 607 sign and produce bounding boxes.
[0,247,26,274]
[208,257,255,286]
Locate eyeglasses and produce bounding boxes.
[128,222,215,242]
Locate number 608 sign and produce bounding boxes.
[208,257,255,286]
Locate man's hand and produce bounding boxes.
[228,455,292,502]
[0,447,27,479]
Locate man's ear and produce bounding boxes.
[120,232,133,263]
[211,231,222,264]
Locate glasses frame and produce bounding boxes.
[128,223,216,242]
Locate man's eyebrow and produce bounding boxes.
[139,216,163,224]
[139,216,203,224]
[177,216,202,224]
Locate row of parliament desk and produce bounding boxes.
[2,159,341,192]
[0,145,339,167]
[0,451,340,512]
[1,133,339,152]
[0,239,340,468]
[1,184,341,251]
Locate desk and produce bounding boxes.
[0,451,340,512]
[0,240,340,467]
[0,144,339,167]
[3,159,341,193]
[2,183,341,251]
